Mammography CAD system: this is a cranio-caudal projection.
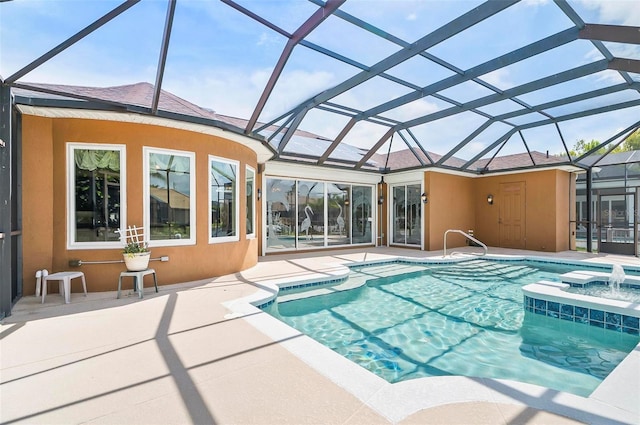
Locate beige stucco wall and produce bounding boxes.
[420,169,572,252]
[423,172,475,251]
[22,115,258,294]
[473,169,571,252]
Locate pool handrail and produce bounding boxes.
[443,229,488,257]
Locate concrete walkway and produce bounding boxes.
[1,247,639,424]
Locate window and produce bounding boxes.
[246,166,255,238]
[144,147,195,246]
[209,155,239,243]
[265,178,374,251]
[67,143,125,249]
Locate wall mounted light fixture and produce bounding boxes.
[257,188,262,201]
[378,176,385,205]
[487,194,493,205]
[421,192,428,204]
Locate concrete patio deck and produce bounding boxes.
[1,247,639,424]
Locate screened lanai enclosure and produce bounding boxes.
[576,151,640,255]
[1,0,639,317]
[2,0,639,170]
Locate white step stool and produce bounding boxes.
[42,271,87,304]
[117,269,158,299]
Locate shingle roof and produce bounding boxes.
[15,82,637,174]
[15,82,332,141]
[371,149,444,171]
[17,82,227,121]
[472,151,565,171]
[370,149,563,172]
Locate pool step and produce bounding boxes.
[431,263,537,281]
[561,270,640,289]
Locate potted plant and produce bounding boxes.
[123,241,151,271]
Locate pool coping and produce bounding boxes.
[223,254,640,424]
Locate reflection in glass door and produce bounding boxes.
[297,180,325,248]
[392,184,422,246]
[352,185,372,244]
[328,183,350,246]
[265,178,374,252]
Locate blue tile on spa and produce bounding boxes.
[575,306,588,320]
[605,312,621,326]
[622,315,639,330]
[590,309,604,322]
[560,304,574,316]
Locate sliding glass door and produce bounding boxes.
[265,178,373,252]
[392,183,422,246]
[352,185,373,244]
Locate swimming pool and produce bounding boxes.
[261,259,640,397]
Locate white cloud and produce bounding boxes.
[163,67,337,125]
[464,141,488,155]
[297,109,352,140]
[262,69,336,119]
[406,13,418,21]
[257,32,280,47]
[522,0,550,6]
[584,45,606,62]
[383,98,440,122]
[341,121,392,150]
[591,68,629,85]
[577,0,640,26]
[479,68,513,90]
[401,98,440,117]
[166,68,264,118]
[606,43,640,59]
[249,69,272,93]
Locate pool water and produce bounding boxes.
[566,285,640,303]
[262,259,640,397]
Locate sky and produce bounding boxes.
[1,0,639,162]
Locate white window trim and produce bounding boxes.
[260,172,268,256]
[209,155,240,244]
[143,147,196,247]
[67,143,127,250]
[246,165,256,240]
